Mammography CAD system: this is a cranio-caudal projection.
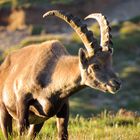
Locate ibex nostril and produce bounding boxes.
[116,80,121,86]
[114,80,119,84]
[110,79,121,88]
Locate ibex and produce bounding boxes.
[0,10,121,140]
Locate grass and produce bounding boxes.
[69,19,140,116]
[0,16,140,139]
[0,111,139,140]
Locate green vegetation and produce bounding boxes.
[69,19,140,118]
[0,111,139,140]
[0,15,140,139]
[0,0,74,9]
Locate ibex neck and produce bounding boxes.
[50,55,84,99]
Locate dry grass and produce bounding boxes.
[0,16,140,140]
[0,110,139,140]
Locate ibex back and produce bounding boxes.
[0,10,121,140]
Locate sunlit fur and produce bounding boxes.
[80,49,121,94]
[0,40,121,139]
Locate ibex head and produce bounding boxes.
[79,13,121,93]
[43,11,121,94]
[79,47,121,93]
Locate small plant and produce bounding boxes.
[120,21,140,35]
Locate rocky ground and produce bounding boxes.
[0,0,140,51]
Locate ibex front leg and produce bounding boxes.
[56,100,69,140]
[27,123,44,139]
[17,93,32,135]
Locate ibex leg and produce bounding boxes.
[27,123,44,139]
[16,93,32,135]
[0,103,12,140]
[56,100,69,140]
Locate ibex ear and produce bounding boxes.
[79,48,88,69]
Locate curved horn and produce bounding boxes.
[43,10,101,56]
[85,13,113,51]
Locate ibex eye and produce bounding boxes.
[93,64,100,71]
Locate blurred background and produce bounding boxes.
[0,0,140,117]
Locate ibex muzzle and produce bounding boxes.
[0,10,121,140]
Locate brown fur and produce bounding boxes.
[0,39,121,139]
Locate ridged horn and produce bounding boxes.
[85,13,113,51]
[43,10,101,56]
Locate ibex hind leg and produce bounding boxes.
[0,103,12,140]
